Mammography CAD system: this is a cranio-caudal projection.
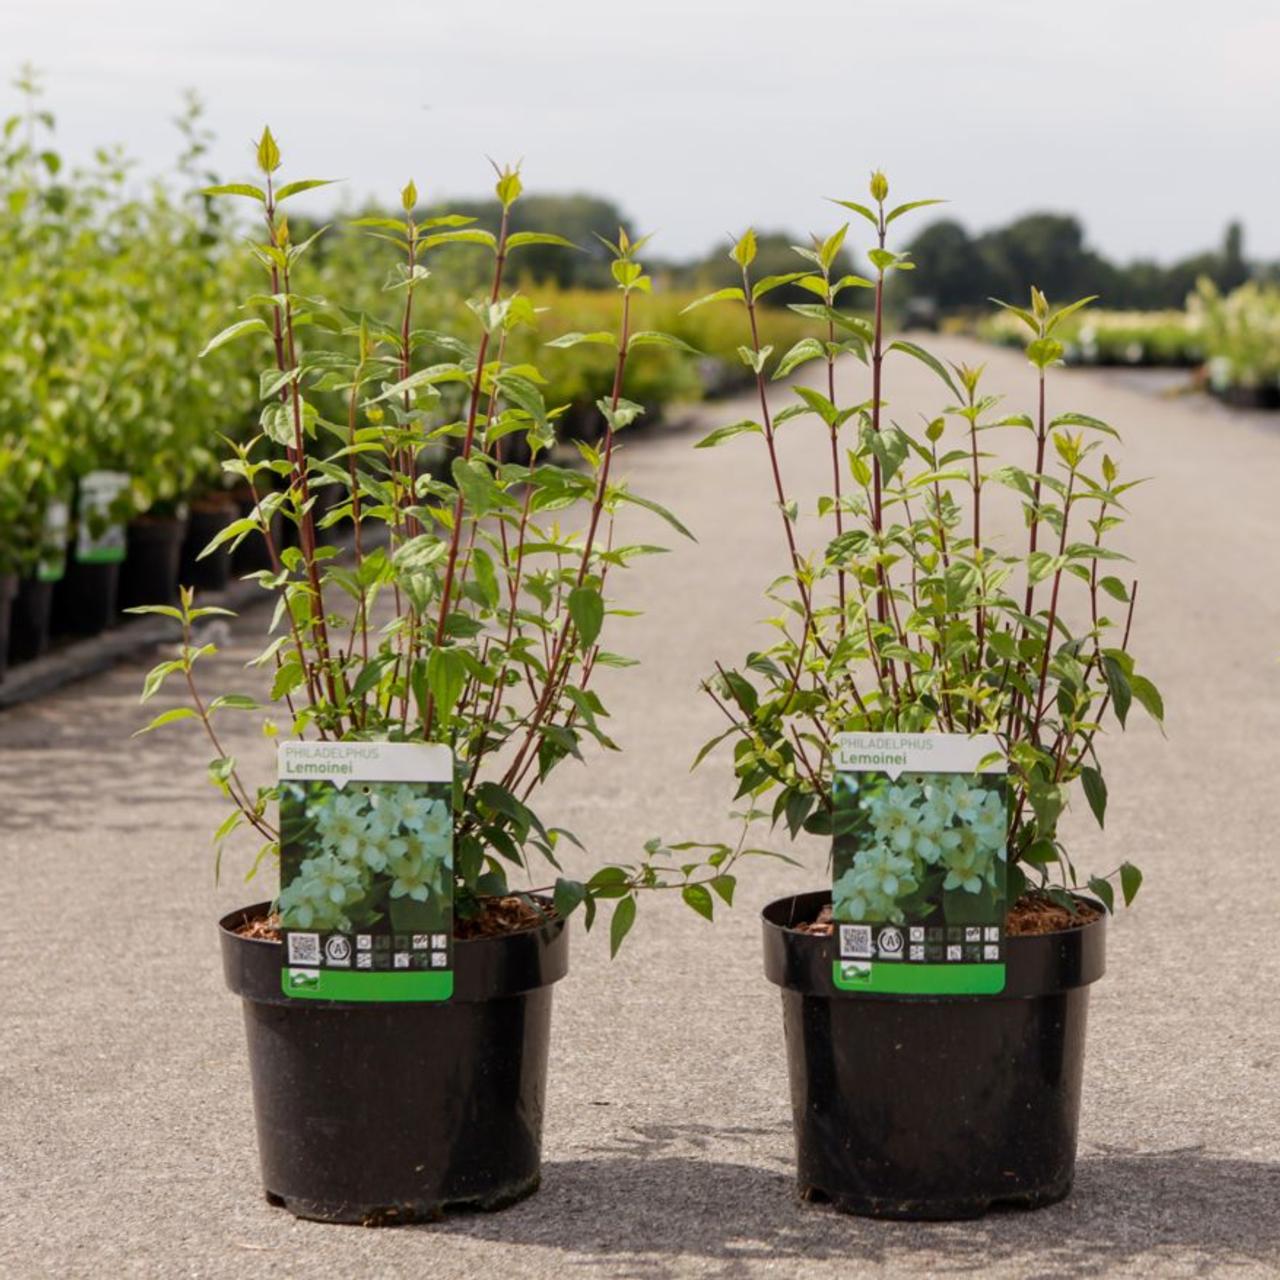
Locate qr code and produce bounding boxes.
[839,924,873,959]
[287,932,321,965]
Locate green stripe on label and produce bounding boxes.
[833,961,1006,995]
[282,968,454,1002]
[76,547,126,565]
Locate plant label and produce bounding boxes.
[278,741,455,1002]
[36,499,69,583]
[830,732,1008,995]
[75,471,129,565]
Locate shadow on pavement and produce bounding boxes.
[437,1137,1280,1277]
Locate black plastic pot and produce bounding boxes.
[9,577,54,664]
[763,889,1105,1220]
[220,902,569,1225]
[180,501,237,593]
[0,575,15,682]
[118,516,186,612]
[1213,383,1280,411]
[51,555,120,637]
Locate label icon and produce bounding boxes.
[877,925,904,958]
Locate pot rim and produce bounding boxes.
[762,888,1105,1000]
[219,897,561,947]
[221,898,569,1006]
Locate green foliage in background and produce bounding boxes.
[0,73,260,573]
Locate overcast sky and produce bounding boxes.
[5,0,1278,269]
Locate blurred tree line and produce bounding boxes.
[296,191,1256,317]
[894,213,1251,315]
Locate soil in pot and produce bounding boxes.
[220,895,568,1225]
[763,889,1105,1221]
[9,576,55,664]
[180,495,238,593]
[118,514,187,612]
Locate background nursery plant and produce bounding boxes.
[135,130,753,945]
[685,169,1164,922]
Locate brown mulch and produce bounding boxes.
[236,913,283,941]
[232,895,555,944]
[791,894,1101,938]
[454,895,555,940]
[793,904,837,936]
[1006,893,1101,935]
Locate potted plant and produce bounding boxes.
[684,171,1163,1219]
[131,132,729,1225]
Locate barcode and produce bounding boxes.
[287,932,321,965]
[839,924,873,959]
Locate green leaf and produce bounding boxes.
[609,895,637,957]
[730,228,756,268]
[888,339,959,397]
[1047,295,1098,335]
[201,183,265,202]
[348,216,407,231]
[133,707,197,737]
[885,197,945,225]
[209,694,259,712]
[271,660,306,702]
[1102,655,1132,727]
[451,456,497,516]
[568,585,604,648]
[617,491,696,541]
[829,198,879,228]
[1050,411,1118,438]
[1087,875,1115,913]
[1130,674,1164,726]
[553,877,586,918]
[1119,861,1143,907]
[427,646,468,723]
[348,657,390,702]
[141,659,184,703]
[198,517,258,560]
[472,547,500,608]
[275,178,338,202]
[773,337,826,380]
[506,231,579,250]
[208,756,236,787]
[1027,338,1065,369]
[199,318,269,358]
[545,330,617,350]
[694,420,762,449]
[681,883,715,921]
[1080,766,1107,829]
[751,272,811,301]
[627,330,699,355]
[710,874,736,906]
[123,605,184,621]
[423,228,497,251]
[680,287,745,314]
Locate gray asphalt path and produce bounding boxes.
[2,337,1278,1277]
